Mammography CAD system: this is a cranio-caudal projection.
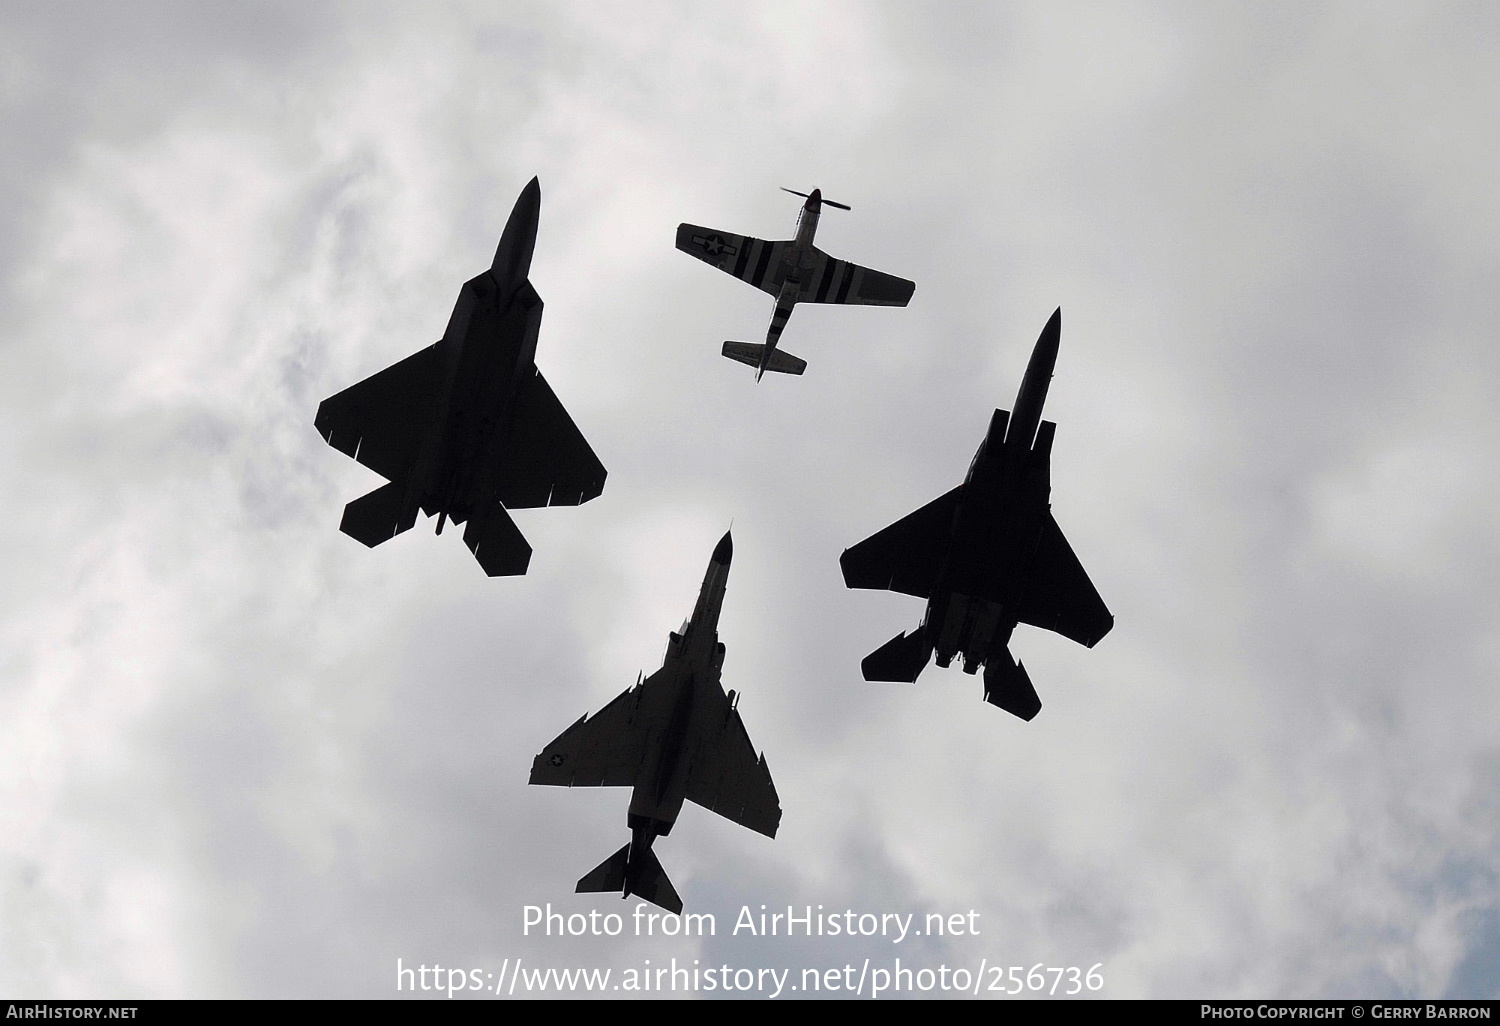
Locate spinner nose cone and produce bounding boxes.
[711,531,733,567]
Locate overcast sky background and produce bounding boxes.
[2,0,1498,1000]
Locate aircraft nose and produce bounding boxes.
[712,531,733,566]
[491,176,541,281]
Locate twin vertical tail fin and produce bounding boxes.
[576,844,682,914]
[721,342,806,376]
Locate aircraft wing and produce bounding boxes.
[676,223,794,299]
[1016,512,1114,647]
[314,344,443,483]
[529,678,651,788]
[492,367,607,508]
[797,247,915,307]
[840,486,962,599]
[685,695,781,838]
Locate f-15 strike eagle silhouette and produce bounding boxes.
[840,309,1113,721]
[530,533,779,914]
[314,178,605,576]
[676,187,915,380]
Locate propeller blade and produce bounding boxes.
[781,187,850,210]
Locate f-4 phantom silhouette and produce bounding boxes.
[840,309,1112,721]
[315,178,605,576]
[530,533,779,913]
[676,188,915,380]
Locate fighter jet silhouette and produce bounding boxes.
[530,533,779,913]
[841,309,1113,720]
[315,177,605,576]
[676,188,915,380]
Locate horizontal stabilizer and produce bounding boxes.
[576,844,629,895]
[983,649,1041,721]
[861,628,932,684]
[721,342,759,370]
[462,502,532,577]
[626,846,682,915]
[721,342,806,376]
[339,481,417,548]
[764,348,806,375]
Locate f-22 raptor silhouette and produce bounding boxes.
[315,177,605,576]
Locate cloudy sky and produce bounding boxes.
[2,0,1498,1000]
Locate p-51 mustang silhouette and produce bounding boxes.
[676,188,915,380]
